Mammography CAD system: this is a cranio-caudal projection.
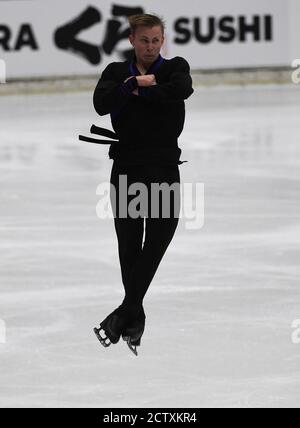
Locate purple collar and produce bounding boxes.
[129,54,164,76]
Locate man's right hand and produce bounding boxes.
[136,75,157,87]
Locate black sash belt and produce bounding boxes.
[79,125,188,165]
[79,125,119,145]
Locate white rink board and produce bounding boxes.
[0,0,295,78]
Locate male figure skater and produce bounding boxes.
[93,14,193,355]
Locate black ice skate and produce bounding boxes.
[122,309,146,356]
[94,309,127,348]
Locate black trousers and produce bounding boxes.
[110,161,181,318]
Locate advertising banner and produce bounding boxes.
[0,0,291,79]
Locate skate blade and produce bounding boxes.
[126,339,138,356]
[99,317,122,344]
[93,327,111,348]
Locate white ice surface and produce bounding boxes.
[0,84,300,408]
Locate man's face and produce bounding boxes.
[129,25,164,66]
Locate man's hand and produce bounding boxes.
[124,76,135,84]
[136,75,157,87]
[123,75,156,96]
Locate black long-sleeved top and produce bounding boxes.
[93,54,194,166]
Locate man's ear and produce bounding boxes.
[129,34,134,46]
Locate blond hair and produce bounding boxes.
[128,14,165,36]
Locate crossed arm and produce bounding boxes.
[93,58,193,116]
[124,74,157,96]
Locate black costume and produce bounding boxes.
[93,54,193,351]
[93,54,193,166]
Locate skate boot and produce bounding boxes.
[94,307,127,348]
[122,308,146,356]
